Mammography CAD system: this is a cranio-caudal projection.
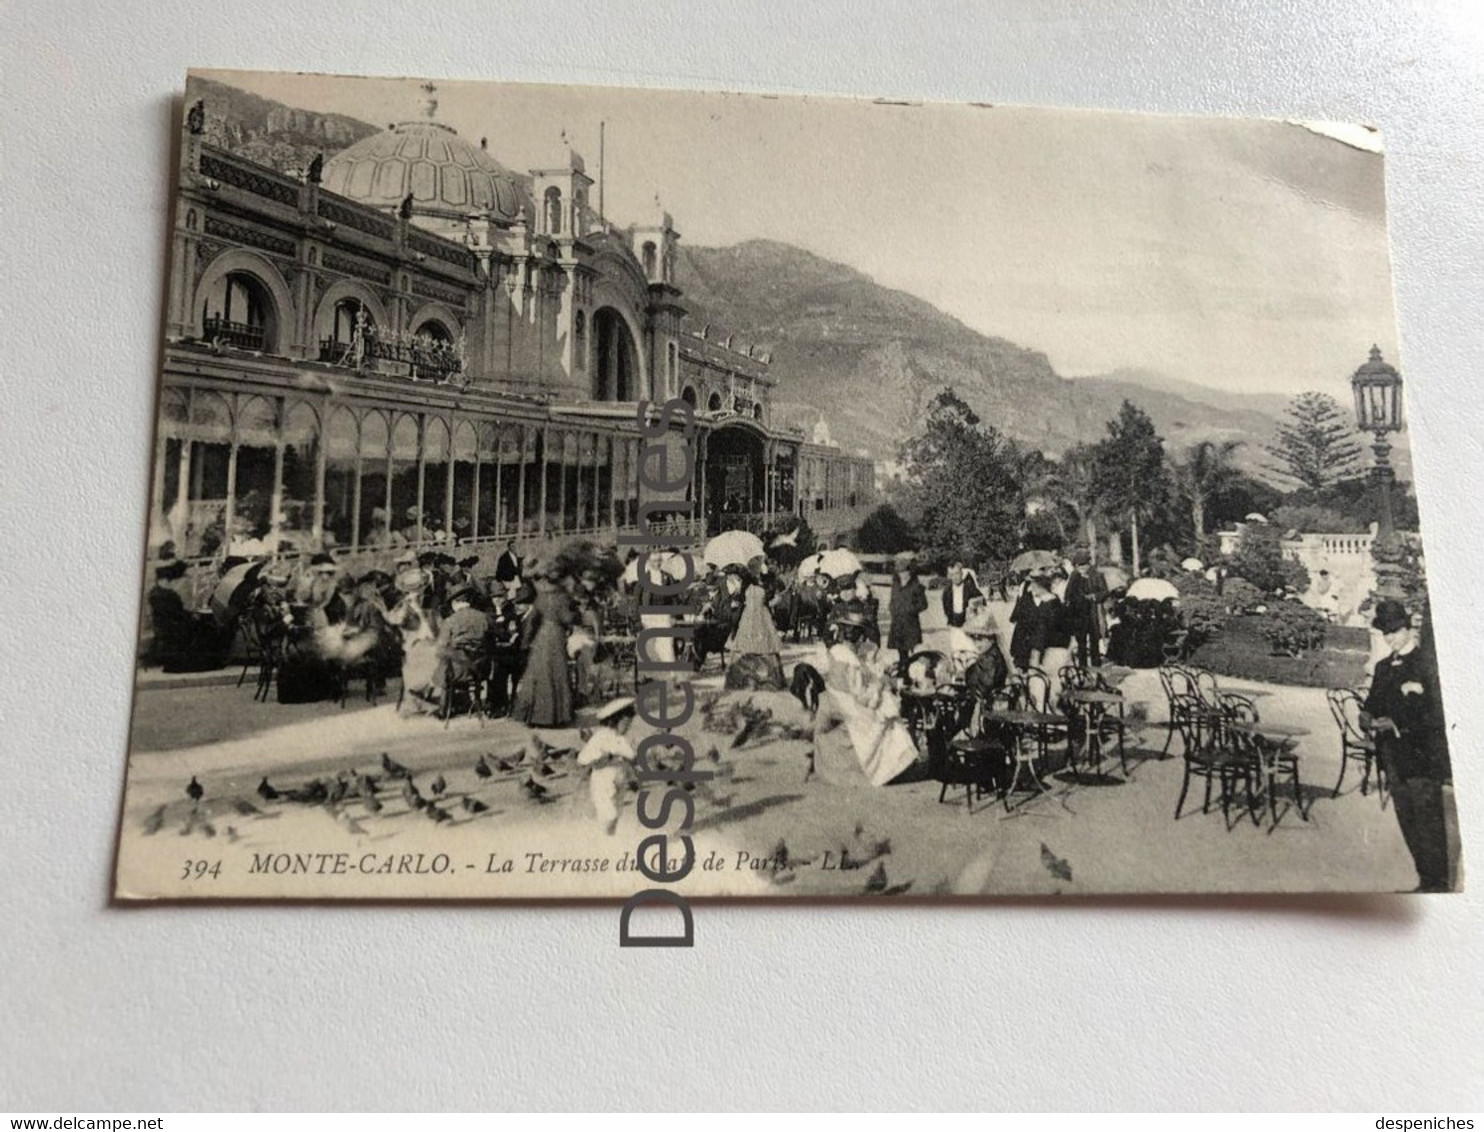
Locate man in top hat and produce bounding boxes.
[1362,599,1453,891]
[1062,549,1107,666]
[495,539,523,584]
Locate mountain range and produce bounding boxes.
[674,240,1287,474]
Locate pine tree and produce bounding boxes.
[1265,391,1364,491]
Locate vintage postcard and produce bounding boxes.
[115,69,1462,907]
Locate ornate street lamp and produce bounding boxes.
[1350,344,1404,538]
[1350,344,1406,600]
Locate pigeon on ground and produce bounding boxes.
[357,774,379,799]
[200,820,217,839]
[429,774,447,796]
[731,705,774,750]
[534,762,556,779]
[1040,843,1073,884]
[232,799,261,816]
[362,792,383,814]
[186,776,204,802]
[381,752,410,779]
[257,777,279,802]
[142,805,167,835]
[474,755,493,779]
[494,757,515,774]
[426,803,452,824]
[327,775,350,805]
[461,796,489,814]
[521,776,549,801]
[772,839,790,870]
[402,780,427,810]
[864,862,889,894]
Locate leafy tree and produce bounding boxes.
[857,503,917,554]
[1265,391,1364,490]
[1270,503,1363,535]
[898,388,1025,566]
[1091,401,1174,573]
[1171,439,1243,546]
[1053,443,1105,560]
[1287,476,1420,533]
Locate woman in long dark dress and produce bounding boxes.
[886,558,927,666]
[512,570,576,728]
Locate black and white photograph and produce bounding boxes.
[110,68,1466,901]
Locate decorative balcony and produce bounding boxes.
[318,325,467,386]
[203,316,266,351]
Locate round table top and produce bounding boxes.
[983,709,1065,726]
[1228,721,1310,738]
[1069,689,1124,705]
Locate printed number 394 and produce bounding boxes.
[181,859,222,880]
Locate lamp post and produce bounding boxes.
[1350,344,1405,597]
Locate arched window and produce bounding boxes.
[753,402,764,422]
[707,392,723,413]
[642,241,657,278]
[322,298,373,362]
[573,311,587,372]
[544,186,563,235]
[203,271,275,352]
[681,385,697,408]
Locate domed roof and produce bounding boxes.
[321,121,530,222]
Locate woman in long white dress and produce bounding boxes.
[386,568,440,712]
[811,639,920,787]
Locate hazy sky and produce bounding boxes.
[203,69,1401,402]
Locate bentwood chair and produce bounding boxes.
[439,650,489,728]
[1327,687,1385,806]
[1173,707,1256,830]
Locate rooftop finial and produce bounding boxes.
[420,81,439,120]
[1370,343,1383,362]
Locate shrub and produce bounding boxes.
[1229,523,1310,594]
[1259,601,1329,657]
[1189,615,1366,688]
[1107,597,1183,668]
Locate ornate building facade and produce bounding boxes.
[150,98,875,568]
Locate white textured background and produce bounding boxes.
[2,0,1482,1111]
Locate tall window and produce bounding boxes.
[322,298,372,362]
[642,241,657,279]
[574,311,587,371]
[544,186,563,235]
[202,271,274,351]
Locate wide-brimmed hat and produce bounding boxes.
[447,582,475,603]
[395,567,428,593]
[309,552,338,573]
[155,559,189,581]
[458,555,479,569]
[1372,599,1410,634]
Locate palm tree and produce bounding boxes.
[1172,439,1243,548]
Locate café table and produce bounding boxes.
[980,707,1070,814]
[1226,721,1312,827]
[1066,688,1129,777]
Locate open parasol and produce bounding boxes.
[1180,557,1204,572]
[209,560,266,627]
[703,530,766,570]
[795,552,826,579]
[1011,548,1060,574]
[1126,577,1179,602]
[818,548,864,578]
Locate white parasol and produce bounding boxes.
[818,548,864,578]
[795,552,827,579]
[1181,557,1204,572]
[1126,577,1179,602]
[703,530,766,569]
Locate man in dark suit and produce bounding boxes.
[1362,599,1452,892]
[941,561,981,628]
[494,539,522,584]
[1062,550,1107,666]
